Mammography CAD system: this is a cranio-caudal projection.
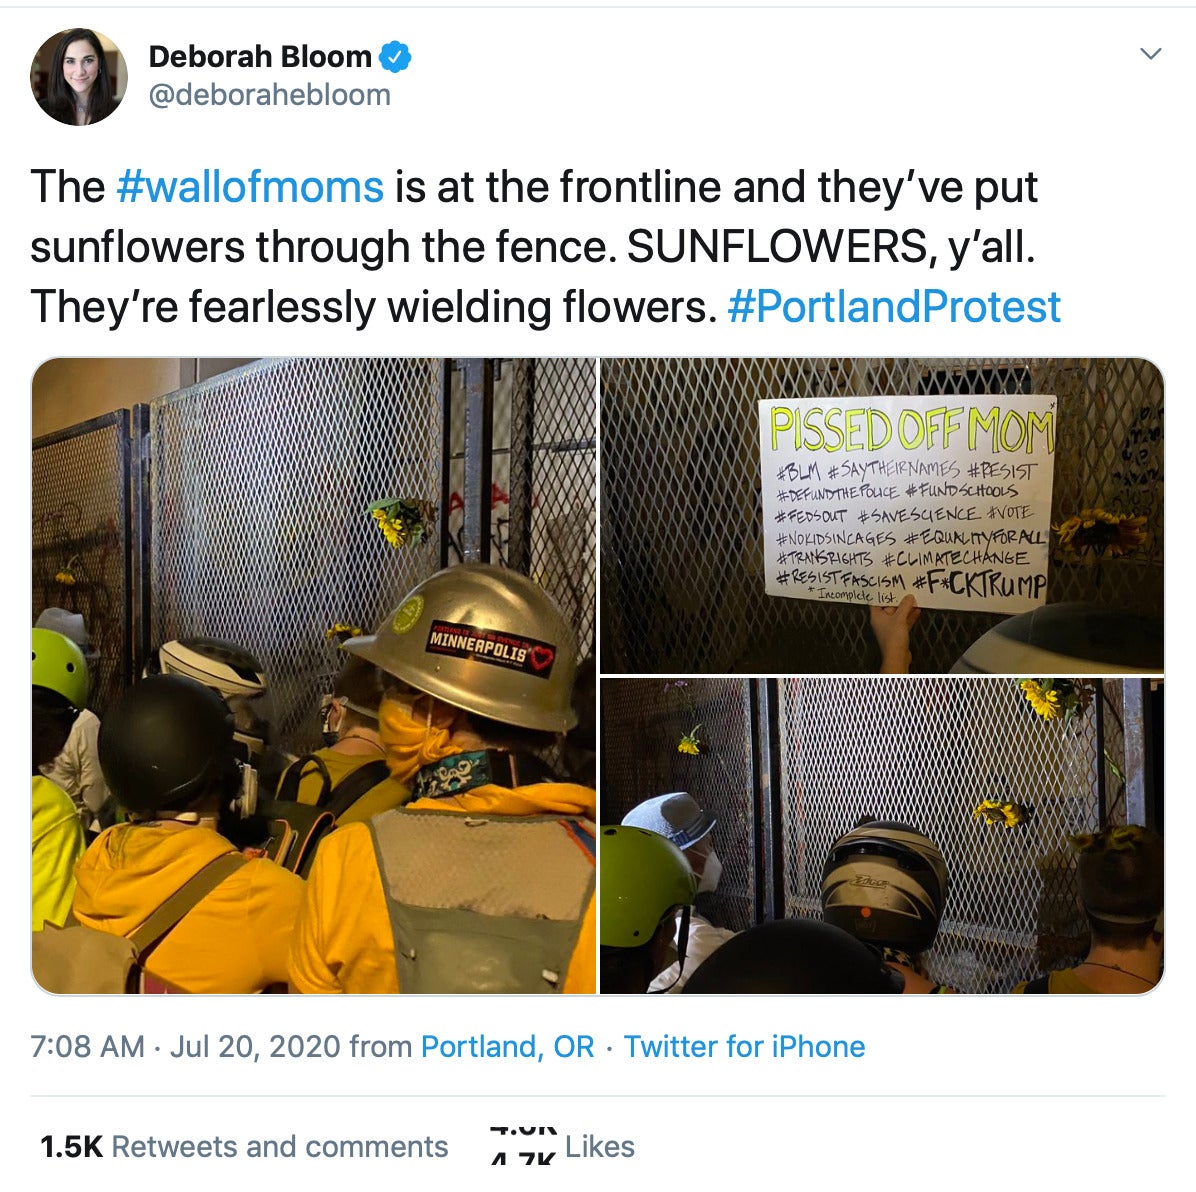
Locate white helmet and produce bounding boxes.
[157,638,267,699]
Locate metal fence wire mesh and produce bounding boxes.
[150,358,444,755]
[600,359,1163,673]
[600,678,757,933]
[32,414,130,715]
[446,359,596,657]
[601,676,1140,993]
[779,677,1110,993]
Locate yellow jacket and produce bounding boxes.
[289,783,596,994]
[72,822,304,993]
[279,747,410,824]
[33,776,85,931]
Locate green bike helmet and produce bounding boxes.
[32,628,89,710]
[600,825,697,947]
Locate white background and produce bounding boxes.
[8,2,1188,1183]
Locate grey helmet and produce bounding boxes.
[821,820,948,954]
[344,564,579,734]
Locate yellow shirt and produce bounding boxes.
[279,747,410,824]
[32,776,85,931]
[289,783,596,994]
[72,822,304,993]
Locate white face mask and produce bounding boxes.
[696,847,722,894]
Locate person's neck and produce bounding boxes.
[332,726,386,756]
[1077,940,1162,990]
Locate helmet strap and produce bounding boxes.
[411,749,555,800]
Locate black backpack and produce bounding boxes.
[262,754,391,877]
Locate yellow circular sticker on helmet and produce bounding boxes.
[392,595,424,635]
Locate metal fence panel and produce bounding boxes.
[601,358,1163,673]
[32,412,131,715]
[600,678,757,933]
[601,676,1139,992]
[779,677,1109,993]
[447,359,596,657]
[149,358,445,754]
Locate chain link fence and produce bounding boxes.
[149,358,446,754]
[33,358,596,756]
[600,677,757,933]
[601,675,1154,992]
[601,358,1163,673]
[32,413,132,715]
[446,359,596,656]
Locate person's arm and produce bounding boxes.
[286,850,344,994]
[74,711,112,815]
[869,595,921,673]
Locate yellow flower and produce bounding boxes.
[372,508,405,548]
[678,724,703,755]
[1052,515,1082,548]
[1052,507,1148,558]
[1019,679,1060,720]
[55,570,76,586]
[325,623,363,642]
[973,798,1025,829]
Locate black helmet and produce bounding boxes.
[682,919,903,994]
[821,820,948,954]
[952,603,1163,675]
[98,675,240,814]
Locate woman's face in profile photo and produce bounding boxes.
[62,39,100,100]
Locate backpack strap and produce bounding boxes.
[1020,973,1051,994]
[127,853,249,958]
[276,754,333,806]
[327,759,392,818]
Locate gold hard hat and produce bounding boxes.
[344,564,579,733]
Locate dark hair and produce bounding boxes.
[1072,826,1163,919]
[33,688,79,773]
[333,656,386,726]
[561,657,596,785]
[41,29,118,125]
[600,940,661,994]
[1070,825,1163,948]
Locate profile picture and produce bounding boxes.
[31,28,125,126]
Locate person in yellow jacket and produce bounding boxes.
[289,564,596,994]
[33,776,84,931]
[72,674,303,993]
[32,628,88,929]
[276,654,410,824]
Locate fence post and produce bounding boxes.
[752,677,784,924]
[438,360,453,569]
[129,404,152,683]
[508,360,535,575]
[459,358,494,564]
[1122,679,1159,832]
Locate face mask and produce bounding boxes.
[320,698,342,748]
[378,695,457,786]
[696,847,722,895]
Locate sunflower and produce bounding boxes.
[1019,679,1060,720]
[973,798,1026,829]
[370,507,401,548]
[1052,508,1148,558]
[325,623,364,643]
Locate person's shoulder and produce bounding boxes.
[32,774,76,819]
[39,98,70,122]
